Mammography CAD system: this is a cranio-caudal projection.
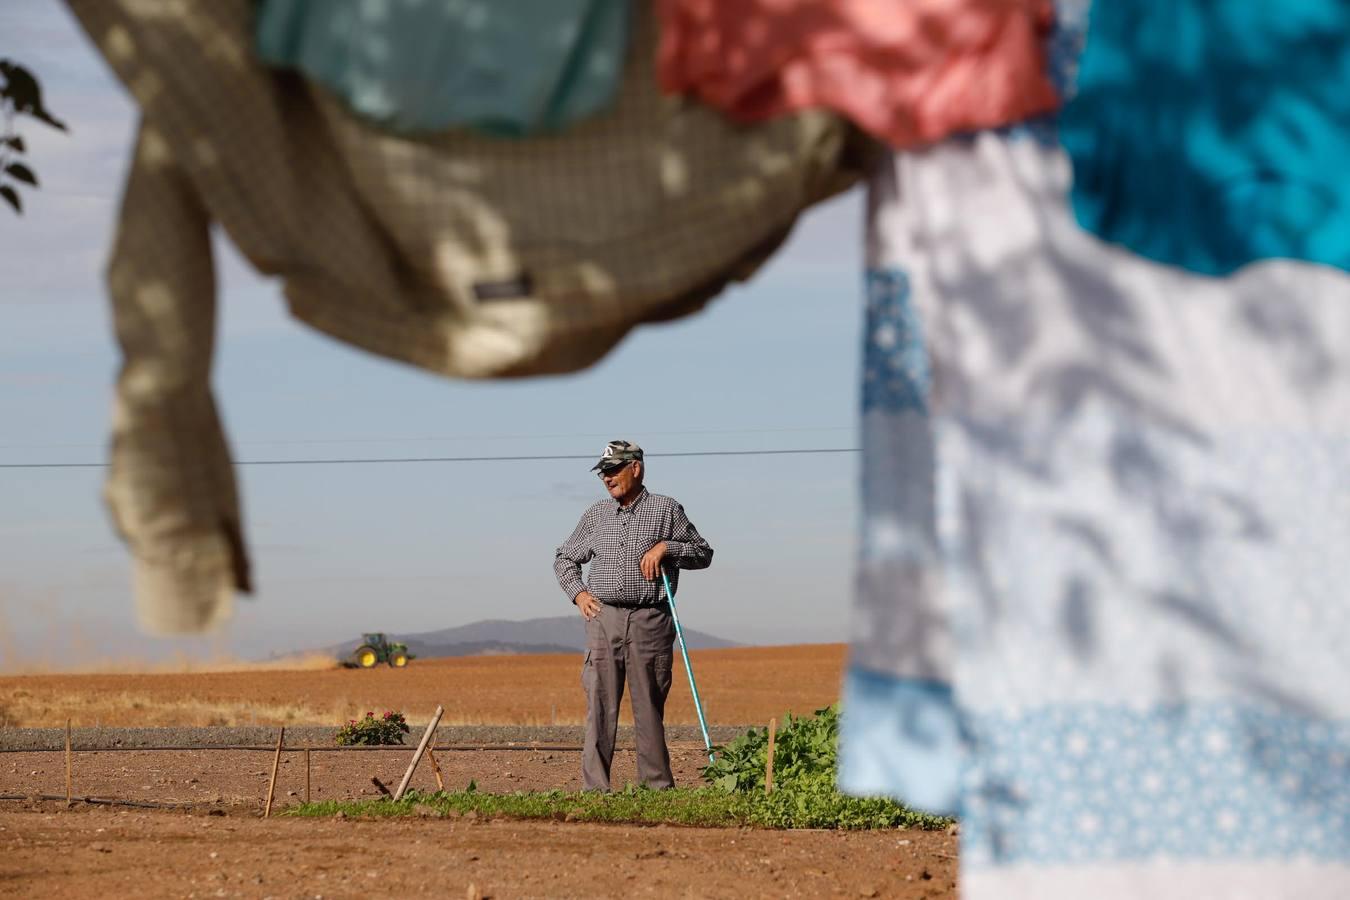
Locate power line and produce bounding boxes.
[0,447,861,470]
[0,424,853,451]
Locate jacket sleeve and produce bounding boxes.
[105,121,251,635]
[553,508,595,602]
[663,502,713,570]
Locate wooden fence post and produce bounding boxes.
[427,746,445,792]
[65,719,73,807]
[264,727,285,818]
[304,748,311,804]
[393,706,444,801]
[765,718,777,795]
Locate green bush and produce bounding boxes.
[335,710,410,746]
[703,704,840,794]
[695,705,945,828]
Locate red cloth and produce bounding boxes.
[657,0,1059,148]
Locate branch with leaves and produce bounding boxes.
[1,59,68,215]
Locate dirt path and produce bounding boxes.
[0,802,958,899]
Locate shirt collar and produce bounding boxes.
[612,486,649,513]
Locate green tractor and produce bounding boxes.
[343,633,414,669]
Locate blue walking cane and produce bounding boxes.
[660,566,715,764]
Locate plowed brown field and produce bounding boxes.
[0,644,846,728]
[0,644,958,899]
[0,805,958,899]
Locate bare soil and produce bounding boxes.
[0,744,720,803]
[0,802,958,899]
[0,741,958,898]
[0,647,955,898]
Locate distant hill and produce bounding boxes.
[324,615,740,660]
[403,639,580,658]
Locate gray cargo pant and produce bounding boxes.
[582,603,676,791]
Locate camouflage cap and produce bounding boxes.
[591,439,644,472]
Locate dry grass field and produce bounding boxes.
[0,644,846,729]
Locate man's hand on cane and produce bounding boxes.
[575,590,602,620]
[640,541,667,581]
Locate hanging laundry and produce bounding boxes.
[837,195,960,816]
[839,0,1090,818]
[254,0,631,137]
[656,0,1060,149]
[880,125,1350,900]
[851,101,1350,900]
[1061,0,1350,276]
[64,0,871,634]
[844,2,1350,895]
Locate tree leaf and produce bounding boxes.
[0,60,41,108]
[0,60,68,131]
[30,109,67,132]
[6,162,37,186]
[2,135,24,153]
[0,184,20,213]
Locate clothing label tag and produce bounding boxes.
[473,274,534,301]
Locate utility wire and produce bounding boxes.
[0,424,853,451]
[0,447,861,470]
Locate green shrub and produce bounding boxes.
[335,710,409,746]
[703,704,840,794]
[695,705,945,828]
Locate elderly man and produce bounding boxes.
[554,440,714,790]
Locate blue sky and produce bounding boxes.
[0,2,865,666]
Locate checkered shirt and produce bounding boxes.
[554,489,713,607]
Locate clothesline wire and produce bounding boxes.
[0,447,862,470]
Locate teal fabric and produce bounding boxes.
[1060,0,1350,276]
[255,0,631,137]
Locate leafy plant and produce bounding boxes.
[1,59,68,215]
[335,710,410,746]
[289,785,951,831]
[693,705,943,827]
[703,704,841,794]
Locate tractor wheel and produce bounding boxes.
[389,651,409,668]
[354,646,380,669]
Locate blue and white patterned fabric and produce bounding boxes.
[941,132,1350,900]
[839,253,958,814]
[841,2,1350,896]
[841,0,1094,816]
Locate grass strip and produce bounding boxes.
[287,786,952,831]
